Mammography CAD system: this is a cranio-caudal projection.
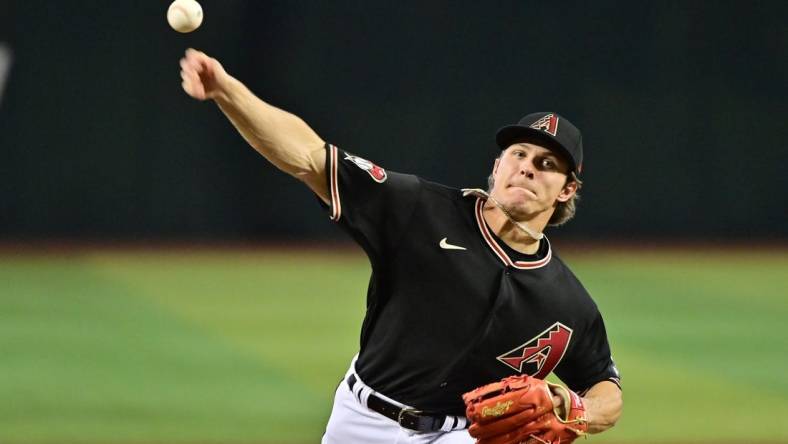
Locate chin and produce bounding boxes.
[508,204,540,220]
[498,197,539,219]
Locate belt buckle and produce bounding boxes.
[397,407,424,430]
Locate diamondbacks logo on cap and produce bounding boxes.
[344,154,387,183]
[529,113,559,137]
[496,322,572,378]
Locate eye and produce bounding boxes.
[541,158,556,169]
[513,150,526,158]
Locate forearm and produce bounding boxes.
[582,381,622,434]
[213,75,327,196]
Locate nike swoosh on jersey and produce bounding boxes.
[439,238,467,250]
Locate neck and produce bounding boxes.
[482,203,549,255]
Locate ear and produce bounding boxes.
[556,179,578,203]
[492,157,500,176]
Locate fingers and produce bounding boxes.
[179,48,209,82]
[185,47,205,58]
[181,74,205,100]
[180,67,205,100]
[178,48,228,101]
[182,48,213,72]
[179,48,209,100]
[180,52,205,75]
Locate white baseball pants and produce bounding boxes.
[321,359,473,444]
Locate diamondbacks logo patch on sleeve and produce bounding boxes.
[496,322,572,378]
[529,113,559,137]
[344,154,387,183]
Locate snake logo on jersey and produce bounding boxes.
[344,154,387,183]
[496,322,573,379]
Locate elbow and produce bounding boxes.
[596,409,622,432]
[290,142,329,203]
[263,139,324,181]
[290,144,324,181]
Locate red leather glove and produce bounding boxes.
[462,375,588,444]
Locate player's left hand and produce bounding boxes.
[462,375,588,444]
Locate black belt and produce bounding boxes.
[346,374,465,432]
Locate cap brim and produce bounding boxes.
[495,125,577,172]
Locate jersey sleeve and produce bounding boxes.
[322,143,421,260]
[555,311,621,394]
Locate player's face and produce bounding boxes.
[490,143,578,219]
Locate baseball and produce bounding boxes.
[167,0,203,33]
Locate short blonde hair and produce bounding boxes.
[486,171,582,227]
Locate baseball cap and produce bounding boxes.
[495,112,584,175]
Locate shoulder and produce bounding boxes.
[411,179,482,217]
[548,251,600,309]
[419,178,462,199]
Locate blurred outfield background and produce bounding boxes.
[1,1,787,443]
[2,247,787,443]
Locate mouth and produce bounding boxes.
[507,185,537,199]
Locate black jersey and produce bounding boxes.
[322,144,620,415]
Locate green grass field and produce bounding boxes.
[1,246,787,443]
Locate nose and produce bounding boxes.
[520,165,535,179]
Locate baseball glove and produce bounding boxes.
[462,375,588,444]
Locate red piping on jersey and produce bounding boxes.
[329,144,341,221]
[473,198,552,270]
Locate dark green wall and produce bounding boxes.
[1,1,786,241]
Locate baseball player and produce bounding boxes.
[179,48,622,444]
